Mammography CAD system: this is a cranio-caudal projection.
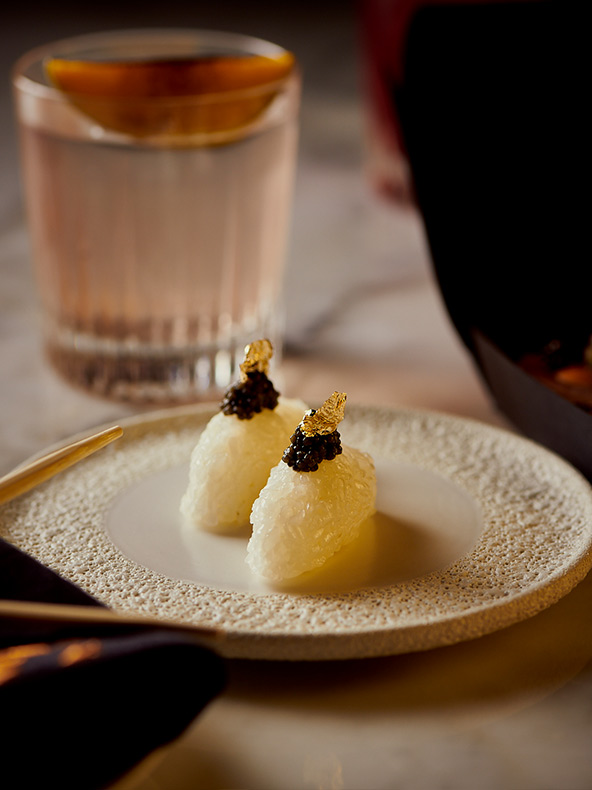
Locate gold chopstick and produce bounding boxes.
[0,598,219,641]
[0,425,123,506]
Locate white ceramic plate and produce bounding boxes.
[2,403,592,660]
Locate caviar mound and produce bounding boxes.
[247,445,377,581]
[180,398,307,533]
[282,425,342,472]
[220,370,279,420]
[45,52,296,138]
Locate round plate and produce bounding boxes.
[2,403,592,660]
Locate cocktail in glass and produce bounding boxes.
[13,29,300,403]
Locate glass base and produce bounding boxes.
[46,337,279,405]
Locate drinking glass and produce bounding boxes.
[12,29,300,403]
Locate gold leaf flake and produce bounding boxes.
[240,338,273,381]
[301,392,347,437]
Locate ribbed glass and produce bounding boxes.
[13,29,300,403]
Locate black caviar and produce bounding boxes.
[220,370,279,419]
[282,423,343,472]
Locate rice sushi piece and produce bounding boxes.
[247,392,376,581]
[180,339,307,533]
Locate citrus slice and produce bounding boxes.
[44,52,296,138]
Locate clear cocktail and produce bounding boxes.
[13,29,300,403]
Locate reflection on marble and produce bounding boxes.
[140,569,592,790]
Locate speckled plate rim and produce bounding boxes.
[2,402,592,661]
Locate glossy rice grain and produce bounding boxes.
[180,397,307,532]
[247,446,376,581]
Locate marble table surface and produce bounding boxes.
[2,5,592,789]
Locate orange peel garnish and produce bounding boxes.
[44,52,296,139]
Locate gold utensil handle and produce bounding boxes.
[0,598,218,641]
[0,425,123,505]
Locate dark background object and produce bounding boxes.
[393,0,592,479]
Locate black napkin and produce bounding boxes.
[0,537,102,605]
[0,538,226,790]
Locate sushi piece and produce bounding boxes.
[247,392,376,581]
[180,339,307,533]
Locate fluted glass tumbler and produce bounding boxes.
[13,29,300,403]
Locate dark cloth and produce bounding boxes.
[0,538,226,789]
[0,537,102,606]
